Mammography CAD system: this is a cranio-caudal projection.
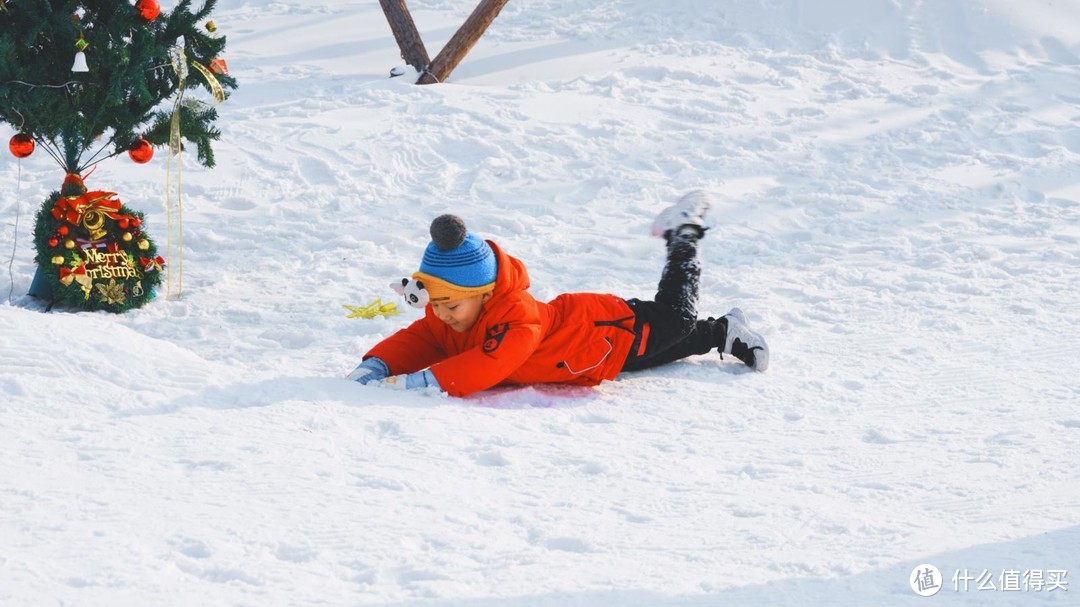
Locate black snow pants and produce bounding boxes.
[620,229,718,372]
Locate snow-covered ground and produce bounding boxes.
[2,0,1079,605]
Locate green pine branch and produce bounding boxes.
[0,0,237,175]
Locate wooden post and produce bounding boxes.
[378,0,431,74]
[418,0,510,84]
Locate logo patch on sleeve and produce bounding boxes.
[483,323,510,353]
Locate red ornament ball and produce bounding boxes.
[9,133,34,158]
[135,0,160,21]
[128,138,154,164]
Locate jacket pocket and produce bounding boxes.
[557,337,613,376]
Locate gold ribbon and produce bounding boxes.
[189,60,226,104]
[165,45,187,300]
[164,48,227,300]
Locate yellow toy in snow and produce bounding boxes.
[343,299,403,319]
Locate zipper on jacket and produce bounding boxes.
[593,315,635,335]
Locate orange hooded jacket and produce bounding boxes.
[365,240,639,397]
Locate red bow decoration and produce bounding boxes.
[59,263,92,288]
[141,256,166,272]
[50,191,137,239]
[52,191,121,223]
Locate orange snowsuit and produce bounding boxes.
[365,241,639,397]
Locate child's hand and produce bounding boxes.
[377,375,408,390]
[376,369,441,391]
[346,358,389,384]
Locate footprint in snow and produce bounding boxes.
[471,450,510,467]
[173,537,212,559]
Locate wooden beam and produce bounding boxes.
[419,0,510,84]
[378,0,431,74]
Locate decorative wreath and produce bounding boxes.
[32,177,164,313]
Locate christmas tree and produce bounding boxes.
[0,0,237,312]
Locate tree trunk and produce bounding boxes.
[378,0,431,74]
[419,0,510,84]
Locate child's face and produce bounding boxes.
[431,292,492,333]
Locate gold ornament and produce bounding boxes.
[95,279,127,305]
[81,210,107,240]
[52,256,66,265]
[65,240,76,249]
[122,232,133,242]
[132,282,145,297]
[137,239,150,250]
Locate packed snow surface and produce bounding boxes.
[2,0,1078,605]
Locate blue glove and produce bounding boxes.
[379,369,442,391]
[346,357,390,385]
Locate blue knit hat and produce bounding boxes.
[412,215,497,302]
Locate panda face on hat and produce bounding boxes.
[391,277,429,308]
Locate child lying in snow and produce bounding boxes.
[347,191,769,397]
